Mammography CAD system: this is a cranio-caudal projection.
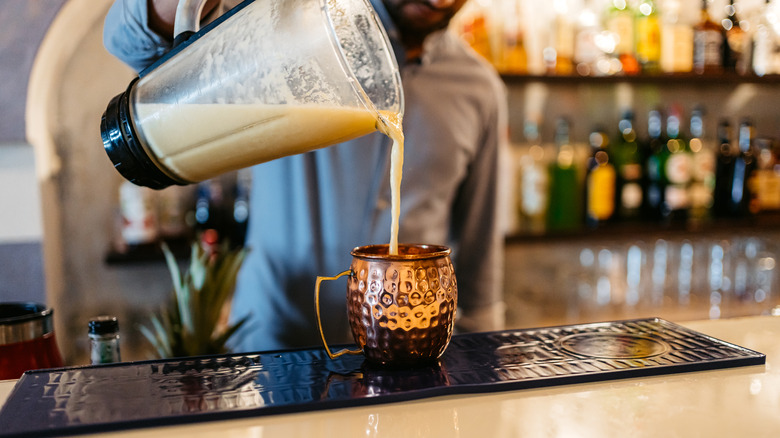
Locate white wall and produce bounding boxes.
[0,143,42,243]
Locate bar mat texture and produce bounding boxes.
[0,318,765,437]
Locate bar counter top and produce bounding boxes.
[2,315,779,437]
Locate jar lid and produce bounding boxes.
[101,78,183,189]
[89,315,119,335]
[0,302,55,345]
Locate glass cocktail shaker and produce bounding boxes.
[101,0,403,189]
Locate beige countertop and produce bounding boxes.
[2,315,779,437]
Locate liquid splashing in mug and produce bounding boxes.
[376,112,404,255]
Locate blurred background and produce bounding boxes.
[1,0,778,366]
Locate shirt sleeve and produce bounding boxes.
[450,75,509,333]
[103,0,173,72]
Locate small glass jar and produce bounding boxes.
[88,315,121,364]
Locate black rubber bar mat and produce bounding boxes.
[0,318,765,437]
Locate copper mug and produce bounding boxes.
[315,244,457,367]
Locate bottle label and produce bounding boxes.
[753,169,780,210]
[520,161,548,216]
[692,150,715,182]
[689,181,713,209]
[90,337,121,364]
[636,16,661,62]
[608,14,634,53]
[666,153,692,184]
[587,165,616,219]
[665,185,690,210]
[694,29,723,68]
[621,163,643,181]
[621,182,643,210]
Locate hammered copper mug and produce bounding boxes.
[315,244,457,367]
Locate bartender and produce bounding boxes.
[103,0,508,352]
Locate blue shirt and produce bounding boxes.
[104,0,508,352]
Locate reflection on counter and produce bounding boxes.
[504,232,780,329]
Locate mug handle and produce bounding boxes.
[315,270,363,359]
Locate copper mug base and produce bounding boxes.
[315,244,457,367]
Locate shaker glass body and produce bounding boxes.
[103,0,403,188]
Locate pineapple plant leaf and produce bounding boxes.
[140,240,250,359]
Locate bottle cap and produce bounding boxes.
[100,78,183,190]
[89,315,119,335]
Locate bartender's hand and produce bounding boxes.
[148,0,221,39]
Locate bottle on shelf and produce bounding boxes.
[574,0,607,76]
[722,0,751,75]
[693,0,725,75]
[644,109,667,220]
[517,119,549,234]
[712,119,737,217]
[584,127,616,227]
[661,106,693,221]
[544,0,576,75]
[547,117,581,231]
[117,180,159,250]
[497,0,528,74]
[750,137,780,211]
[605,0,640,75]
[612,110,645,221]
[228,169,252,248]
[459,9,494,65]
[688,106,715,220]
[635,0,662,74]
[194,177,228,241]
[752,0,780,76]
[730,118,758,216]
[88,315,121,365]
[660,0,693,73]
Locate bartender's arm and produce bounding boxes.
[103,0,220,72]
[147,0,220,37]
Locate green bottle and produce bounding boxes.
[612,110,645,221]
[644,109,667,221]
[547,118,581,232]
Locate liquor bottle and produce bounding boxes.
[574,0,605,76]
[635,0,661,73]
[228,169,252,248]
[584,128,616,227]
[660,0,693,73]
[730,118,758,216]
[460,11,494,64]
[750,138,780,211]
[547,117,581,231]
[687,106,715,220]
[118,180,159,249]
[722,0,751,75]
[693,0,725,75]
[752,0,780,76]
[499,2,528,74]
[89,316,121,365]
[606,0,640,75]
[644,109,667,220]
[194,178,228,240]
[662,107,692,221]
[712,119,737,217]
[612,110,645,221]
[517,119,549,234]
[545,0,576,75]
